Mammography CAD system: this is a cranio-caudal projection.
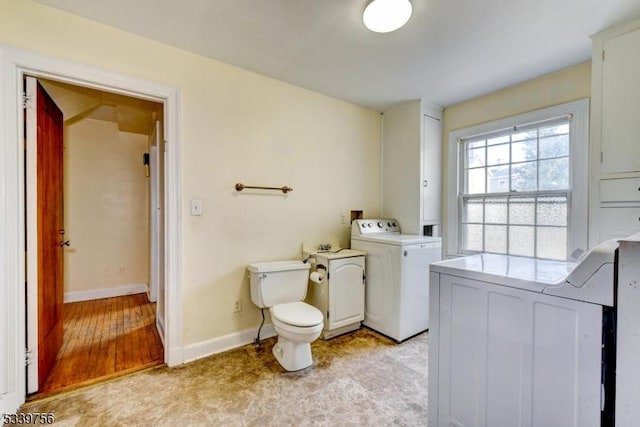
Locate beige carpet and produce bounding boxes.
[21,328,428,426]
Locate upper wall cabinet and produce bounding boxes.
[590,18,640,246]
[600,27,640,175]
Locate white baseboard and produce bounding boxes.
[64,283,148,303]
[183,324,276,364]
[1,392,25,419]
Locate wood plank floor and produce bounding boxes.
[36,293,164,396]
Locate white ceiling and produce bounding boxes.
[35,0,640,112]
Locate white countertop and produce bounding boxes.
[314,248,367,260]
[430,253,576,293]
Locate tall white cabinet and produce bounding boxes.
[381,100,442,235]
[590,18,640,246]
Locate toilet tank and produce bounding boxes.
[248,260,311,308]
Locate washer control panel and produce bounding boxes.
[352,219,400,235]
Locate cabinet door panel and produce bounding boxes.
[486,293,526,427]
[602,28,640,175]
[328,257,365,329]
[599,206,640,241]
[600,177,640,202]
[422,114,442,224]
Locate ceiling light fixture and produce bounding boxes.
[363,0,413,33]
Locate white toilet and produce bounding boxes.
[248,260,323,371]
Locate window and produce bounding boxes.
[447,100,589,261]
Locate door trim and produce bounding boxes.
[0,44,183,412]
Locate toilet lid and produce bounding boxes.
[271,302,323,327]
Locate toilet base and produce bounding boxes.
[272,336,313,371]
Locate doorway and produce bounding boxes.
[24,76,165,396]
[0,47,183,413]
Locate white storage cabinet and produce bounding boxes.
[307,253,365,339]
[590,18,640,245]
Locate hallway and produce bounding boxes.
[35,294,163,397]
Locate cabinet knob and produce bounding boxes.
[423,180,428,188]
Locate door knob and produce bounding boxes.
[60,240,71,247]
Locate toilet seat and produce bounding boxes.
[270,302,323,327]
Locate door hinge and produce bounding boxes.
[25,348,33,366]
[363,273,366,284]
[22,93,33,110]
[164,140,167,153]
[327,310,329,319]
[602,49,605,62]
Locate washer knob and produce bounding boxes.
[377,221,383,228]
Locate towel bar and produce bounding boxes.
[235,183,293,194]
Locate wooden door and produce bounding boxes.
[26,77,65,392]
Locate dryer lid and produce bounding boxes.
[271,302,323,327]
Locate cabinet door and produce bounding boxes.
[328,257,365,330]
[422,114,442,224]
[436,274,601,427]
[601,28,640,175]
[599,206,640,241]
[600,177,640,202]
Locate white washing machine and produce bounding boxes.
[350,218,442,341]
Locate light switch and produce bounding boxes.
[190,199,202,216]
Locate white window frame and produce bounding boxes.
[446,99,589,260]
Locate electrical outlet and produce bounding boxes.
[190,199,202,216]
[233,299,242,313]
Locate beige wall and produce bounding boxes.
[0,1,382,345]
[63,118,150,294]
[441,62,592,254]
